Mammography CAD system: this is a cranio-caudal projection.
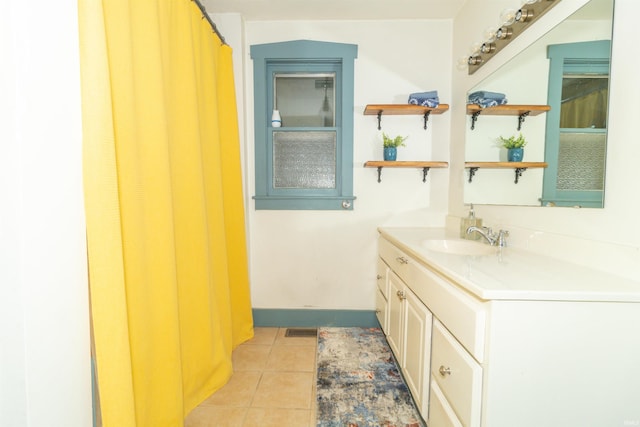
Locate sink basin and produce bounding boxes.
[421,239,495,256]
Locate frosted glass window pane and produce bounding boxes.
[273,131,336,189]
[557,133,606,191]
[275,74,335,127]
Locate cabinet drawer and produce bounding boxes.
[429,379,463,427]
[431,320,482,427]
[379,236,412,281]
[379,236,486,362]
[409,259,486,362]
[375,287,388,333]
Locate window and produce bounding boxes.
[541,40,611,208]
[250,40,357,210]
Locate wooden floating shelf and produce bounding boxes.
[464,161,548,184]
[364,104,449,130]
[466,104,550,131]
[465,104,550,116]
[364,161,449,183]
[364,104,450,116]
[464,161,548,168]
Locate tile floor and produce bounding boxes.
[185,327,318,427]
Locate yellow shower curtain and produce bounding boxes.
[78,1,253,426]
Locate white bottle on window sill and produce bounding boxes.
[271,110,282,127]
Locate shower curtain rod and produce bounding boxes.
[192,0,227,45]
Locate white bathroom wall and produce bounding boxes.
[451,0,640,274]
[0,1,92,426]
[234,20,453,309]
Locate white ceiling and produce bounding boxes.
[202,0,468,21]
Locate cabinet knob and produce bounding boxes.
[396,256,409,265]
[377,275,383,280]
[396,290,406,300]
[439,365,451,377]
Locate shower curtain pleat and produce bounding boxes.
[78,1,254,426]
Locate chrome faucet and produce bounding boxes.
[466,226,509,247]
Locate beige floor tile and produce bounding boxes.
[232,344,271,371]
[200,371,261,407]
[265,344,316,372]
[309,392,317,426]
[187,326,319,426]
[243,408,312,427]
[184,405,247,427]
[244,327,278,346]
[251,371,314,409]
[274,327,318,346]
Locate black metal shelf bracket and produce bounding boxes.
[375,110,432,130]
[468,167,479,183]
[467,166,529,184]
[517,111,530,131]
[423,111,431,130]
[373,166,433,183]
[470,111,481,130]
[422,167,430,183]
[514,167,527,184]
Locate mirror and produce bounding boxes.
[464,0,614,208]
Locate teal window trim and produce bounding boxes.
[250,40,357,210]
[542,40,611,208]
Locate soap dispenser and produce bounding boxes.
[460,204,482,240]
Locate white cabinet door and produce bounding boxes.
[375,287,387,333]
[376,257,389,333]
[376,257,389,298]
[387,271,404,360]
[403,286,432,416]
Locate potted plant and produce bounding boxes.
[499,133,527,162]
[382,133,408,161]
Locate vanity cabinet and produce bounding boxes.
[380,242,432,416]
[379,235,483,425]
[377,229,640,427]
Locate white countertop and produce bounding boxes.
[378,227,640,303]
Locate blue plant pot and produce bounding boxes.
[383,147,397,161]
[507,148,524,162]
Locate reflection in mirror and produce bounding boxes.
[561,77,608,129]
[464,0,614,208]
[542,39,610,207]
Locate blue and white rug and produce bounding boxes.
[316,327,425,427]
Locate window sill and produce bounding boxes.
[253,195,356,210]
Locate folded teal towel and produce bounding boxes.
[410,90,438,99]
[468,91,505,100]
[408,91,439,108]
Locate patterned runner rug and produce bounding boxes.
[316,327,425,427]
